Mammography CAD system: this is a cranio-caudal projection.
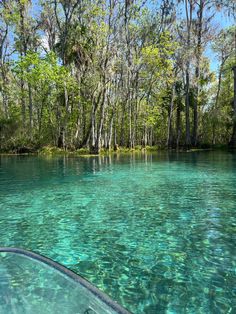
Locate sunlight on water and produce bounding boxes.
[0,152,235,313]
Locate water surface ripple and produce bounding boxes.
[0,152,235,313]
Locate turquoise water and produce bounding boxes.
[0,152,235,313]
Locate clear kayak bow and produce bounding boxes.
[0,247,131,314]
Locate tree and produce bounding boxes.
[0,0,235,153]
[212,26,236,146]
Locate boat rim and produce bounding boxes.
[0,247,131,314]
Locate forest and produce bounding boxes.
[0,0,235,154]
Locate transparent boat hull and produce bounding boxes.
[0,248,130,314]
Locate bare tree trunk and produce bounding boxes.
[95,90,106,153]
[149,127,153,146]
[143,125,147,147]
[107,110,114,150]
[90,86,106,154]
[176,101,181,149]
[1,67,9,118]
[91,104,96,149]
[229,66,236,148]
[113,110,118,150]
[74,116,80,142]
[20,76,26,127]
[125,1,133,149]
[120,105,126,146]
[193,0,204,147]
[185,68,191,147]
[167,83,175,148]
[0,3,9,118]
[18,0,28,129]
[57,85,69,149]
[82,102,86,141]
[128,99,133,148]
[212,62,223,145]
[28,83,33,136]
[185,0,193,148]
[133,73,139,147]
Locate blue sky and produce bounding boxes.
[206,11,235,71]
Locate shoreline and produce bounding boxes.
[0,145,228,157]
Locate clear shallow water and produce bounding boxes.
[0,152,235,313]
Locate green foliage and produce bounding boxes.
[14,52,73,88]
[0,1,235,153]
[39,146,65,155]
[141,31,176,82]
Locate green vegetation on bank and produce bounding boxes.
[2,144,230,157]
[0,1,235,154]
[0,145,160,156]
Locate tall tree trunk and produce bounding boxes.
[20,76,26,127]
[114,110,118,150]
[18,0,28,129]
[212,62,223,145]
[91,103,96,150]
[193,0,204,147]
[176,101,181,149]
[143,124,147,147]
[128,99,133,148]
[1,68,9,118]
[107,110,114,150]
[28,83,33,136]
[95,93,106,153]
[229,66,236,148]
[120,105,126,146]
[57,127,65,148]
[185,67,191,147]
[90,87,106,154]
[185,0,193,148]
[167,83,175,148]
[125,1,133,148]
[149,127,153,146]
[74,116,80,144]
[0,14,8,119]
[82,102,87,142]
[57,85,68,149]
